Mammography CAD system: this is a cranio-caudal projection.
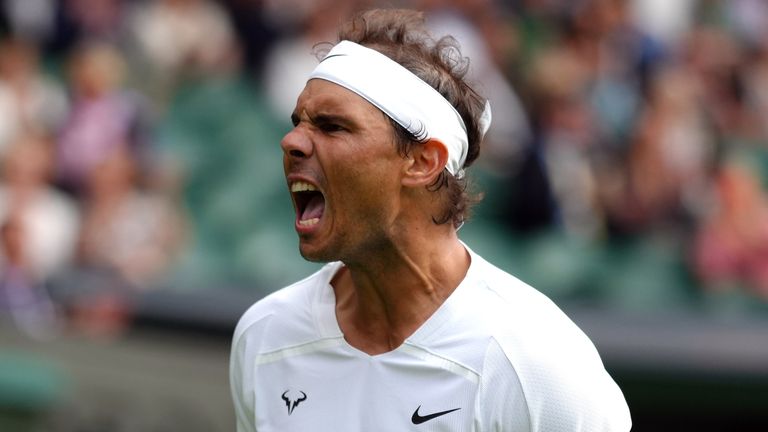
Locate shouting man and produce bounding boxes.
[230,9,631,431]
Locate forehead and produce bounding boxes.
[295,79,387,121]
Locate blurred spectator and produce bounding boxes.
[0,212,62,339]
[125,0,239,104]
[0,133,80,280]
[222,0,281,80]
[577,0,664,146]
[503,0,665,237]
[1,0,57,45]
[56,40,151,195]
[77,147,185,288]
[0,132,75,337]
[62,0,125,41]
[14,0,131,57]
[46,0,128,55]
[599,64,712,237]
[684,26,762,147]
[725,0,768,48]
[0,37,68,154]
[55,143,177,338]
[262,0,359,119]
[693,156,768,298]
[518,38,599,237]
[746,46,768,141]
[629,0,697,48]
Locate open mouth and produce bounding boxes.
[291,181,326,227]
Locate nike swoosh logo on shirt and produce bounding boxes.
[411,405,461,424]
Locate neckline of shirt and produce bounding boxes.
[312,243,481,358]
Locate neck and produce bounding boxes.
[332,225,470,355]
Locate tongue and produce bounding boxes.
[301,193,325,220]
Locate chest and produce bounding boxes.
[251,349,479,432]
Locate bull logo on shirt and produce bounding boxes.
[281,390,307,415]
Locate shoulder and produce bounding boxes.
[470,253,604,362]
[232,262,340,351]
[469,252,582,338]
[469,254,632,431]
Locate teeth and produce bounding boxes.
[291,182,317,192]
[299,218,320,226]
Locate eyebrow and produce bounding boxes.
[310,113,352,126]
[291,110,354,128]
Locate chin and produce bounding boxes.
[298,243,336,263]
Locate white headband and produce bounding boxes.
[308,40,491,178]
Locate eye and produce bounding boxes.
[290,114,300,127]
[318,122,344,133]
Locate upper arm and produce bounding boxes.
[230,333,258,432]
[231,305,275,432]
[477,338,531,432]
[520,356,631,431]
[491,329,632,432]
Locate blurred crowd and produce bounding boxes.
[1,0,768,339]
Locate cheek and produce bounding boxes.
[324,135,403,212]
[346,170,401,220]
[327,164,393,218]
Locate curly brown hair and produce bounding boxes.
[318,9,487,228]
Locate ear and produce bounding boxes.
[401,139,449,188]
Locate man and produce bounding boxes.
[230,9,631,431]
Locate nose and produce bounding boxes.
[280,126,313,159]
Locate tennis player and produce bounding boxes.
[230,8,631,431]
